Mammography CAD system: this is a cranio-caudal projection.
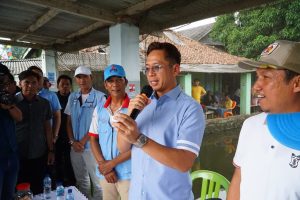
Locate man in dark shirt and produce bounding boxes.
[15,70,54,194]
[0,66,23,200]
[55,75,76,186]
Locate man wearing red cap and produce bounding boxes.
[228,40,300,200]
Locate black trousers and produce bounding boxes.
[17,154,47,195]
[55,137,76,186]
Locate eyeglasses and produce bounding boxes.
[142,64,165,75]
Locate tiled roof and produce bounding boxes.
[139,31,252,73]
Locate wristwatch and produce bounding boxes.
[134,133,148,148]
[69,139,75,146]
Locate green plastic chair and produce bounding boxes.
[191,170,230,200]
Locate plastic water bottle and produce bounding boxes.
[66,188,74,200]
[55,182,64,200]
[43,174,52,199]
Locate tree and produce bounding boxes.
[210,0,300,59]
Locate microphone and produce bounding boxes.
[130,85,153,120]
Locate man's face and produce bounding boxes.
[104,76,127,98]
[252,68,298,113]
[75,74,92,91]
[19,76,39,97]
[58,78,71,95]
[6,80,17,94]
[0,75,14,94]
[145,50,179,97]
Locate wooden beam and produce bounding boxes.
[0,39,47,49]
[0,29,70,42]
[19,0,117,23]
[13,8,59,41]
[66,21,107,39]
[116,0,171,16]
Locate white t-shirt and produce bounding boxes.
[234,112,300,200]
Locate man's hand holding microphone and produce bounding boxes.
[112,85,152,147]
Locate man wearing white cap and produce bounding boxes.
[65,66,105,199]
[228,40,300,200]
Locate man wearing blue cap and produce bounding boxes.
[228,40,300,200]
[65,66,105,199]
[89,64,131,200]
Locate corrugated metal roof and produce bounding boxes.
[0,58,42,74]
[56,52,108,71]
[0,0,280,52]
[1,51,109,74]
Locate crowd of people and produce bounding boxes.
[0,40,300,200]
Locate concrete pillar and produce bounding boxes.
[240,72,252,114]
[42,50,58,91]
[109,23,140,98]
[179,73,192,96]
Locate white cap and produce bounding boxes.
[74,66,92,77]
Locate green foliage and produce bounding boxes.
[210,0,300,59]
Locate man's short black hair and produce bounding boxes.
[0,63,10,75]
[28,66,43,75]
[19,70,40,81]
[57,74,72,85]
[7,73,15,82]
[146,42,181,65]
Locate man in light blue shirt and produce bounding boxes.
[114,42,205,200]
[65,66,105,200]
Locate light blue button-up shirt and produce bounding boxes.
[65,88,105,149]
[129,85,205,200]
[39,88,61,112]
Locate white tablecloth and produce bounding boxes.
[33,186,87,200]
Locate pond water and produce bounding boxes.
[193,128,240,180]
[191,115,249,198]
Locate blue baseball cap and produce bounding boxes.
[267,112,300,150]
[104,64,126,81]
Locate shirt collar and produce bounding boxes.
[16,92,40,102]
[75,87,95,98]
[151,85,182,100]
[104,93,130,108]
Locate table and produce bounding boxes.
[33,186,87,200]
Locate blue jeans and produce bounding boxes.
[0,153,19,200]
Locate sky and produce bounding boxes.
[170,17,216,32]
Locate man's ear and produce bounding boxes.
[173,64,180,75]
[293,75,300,93]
